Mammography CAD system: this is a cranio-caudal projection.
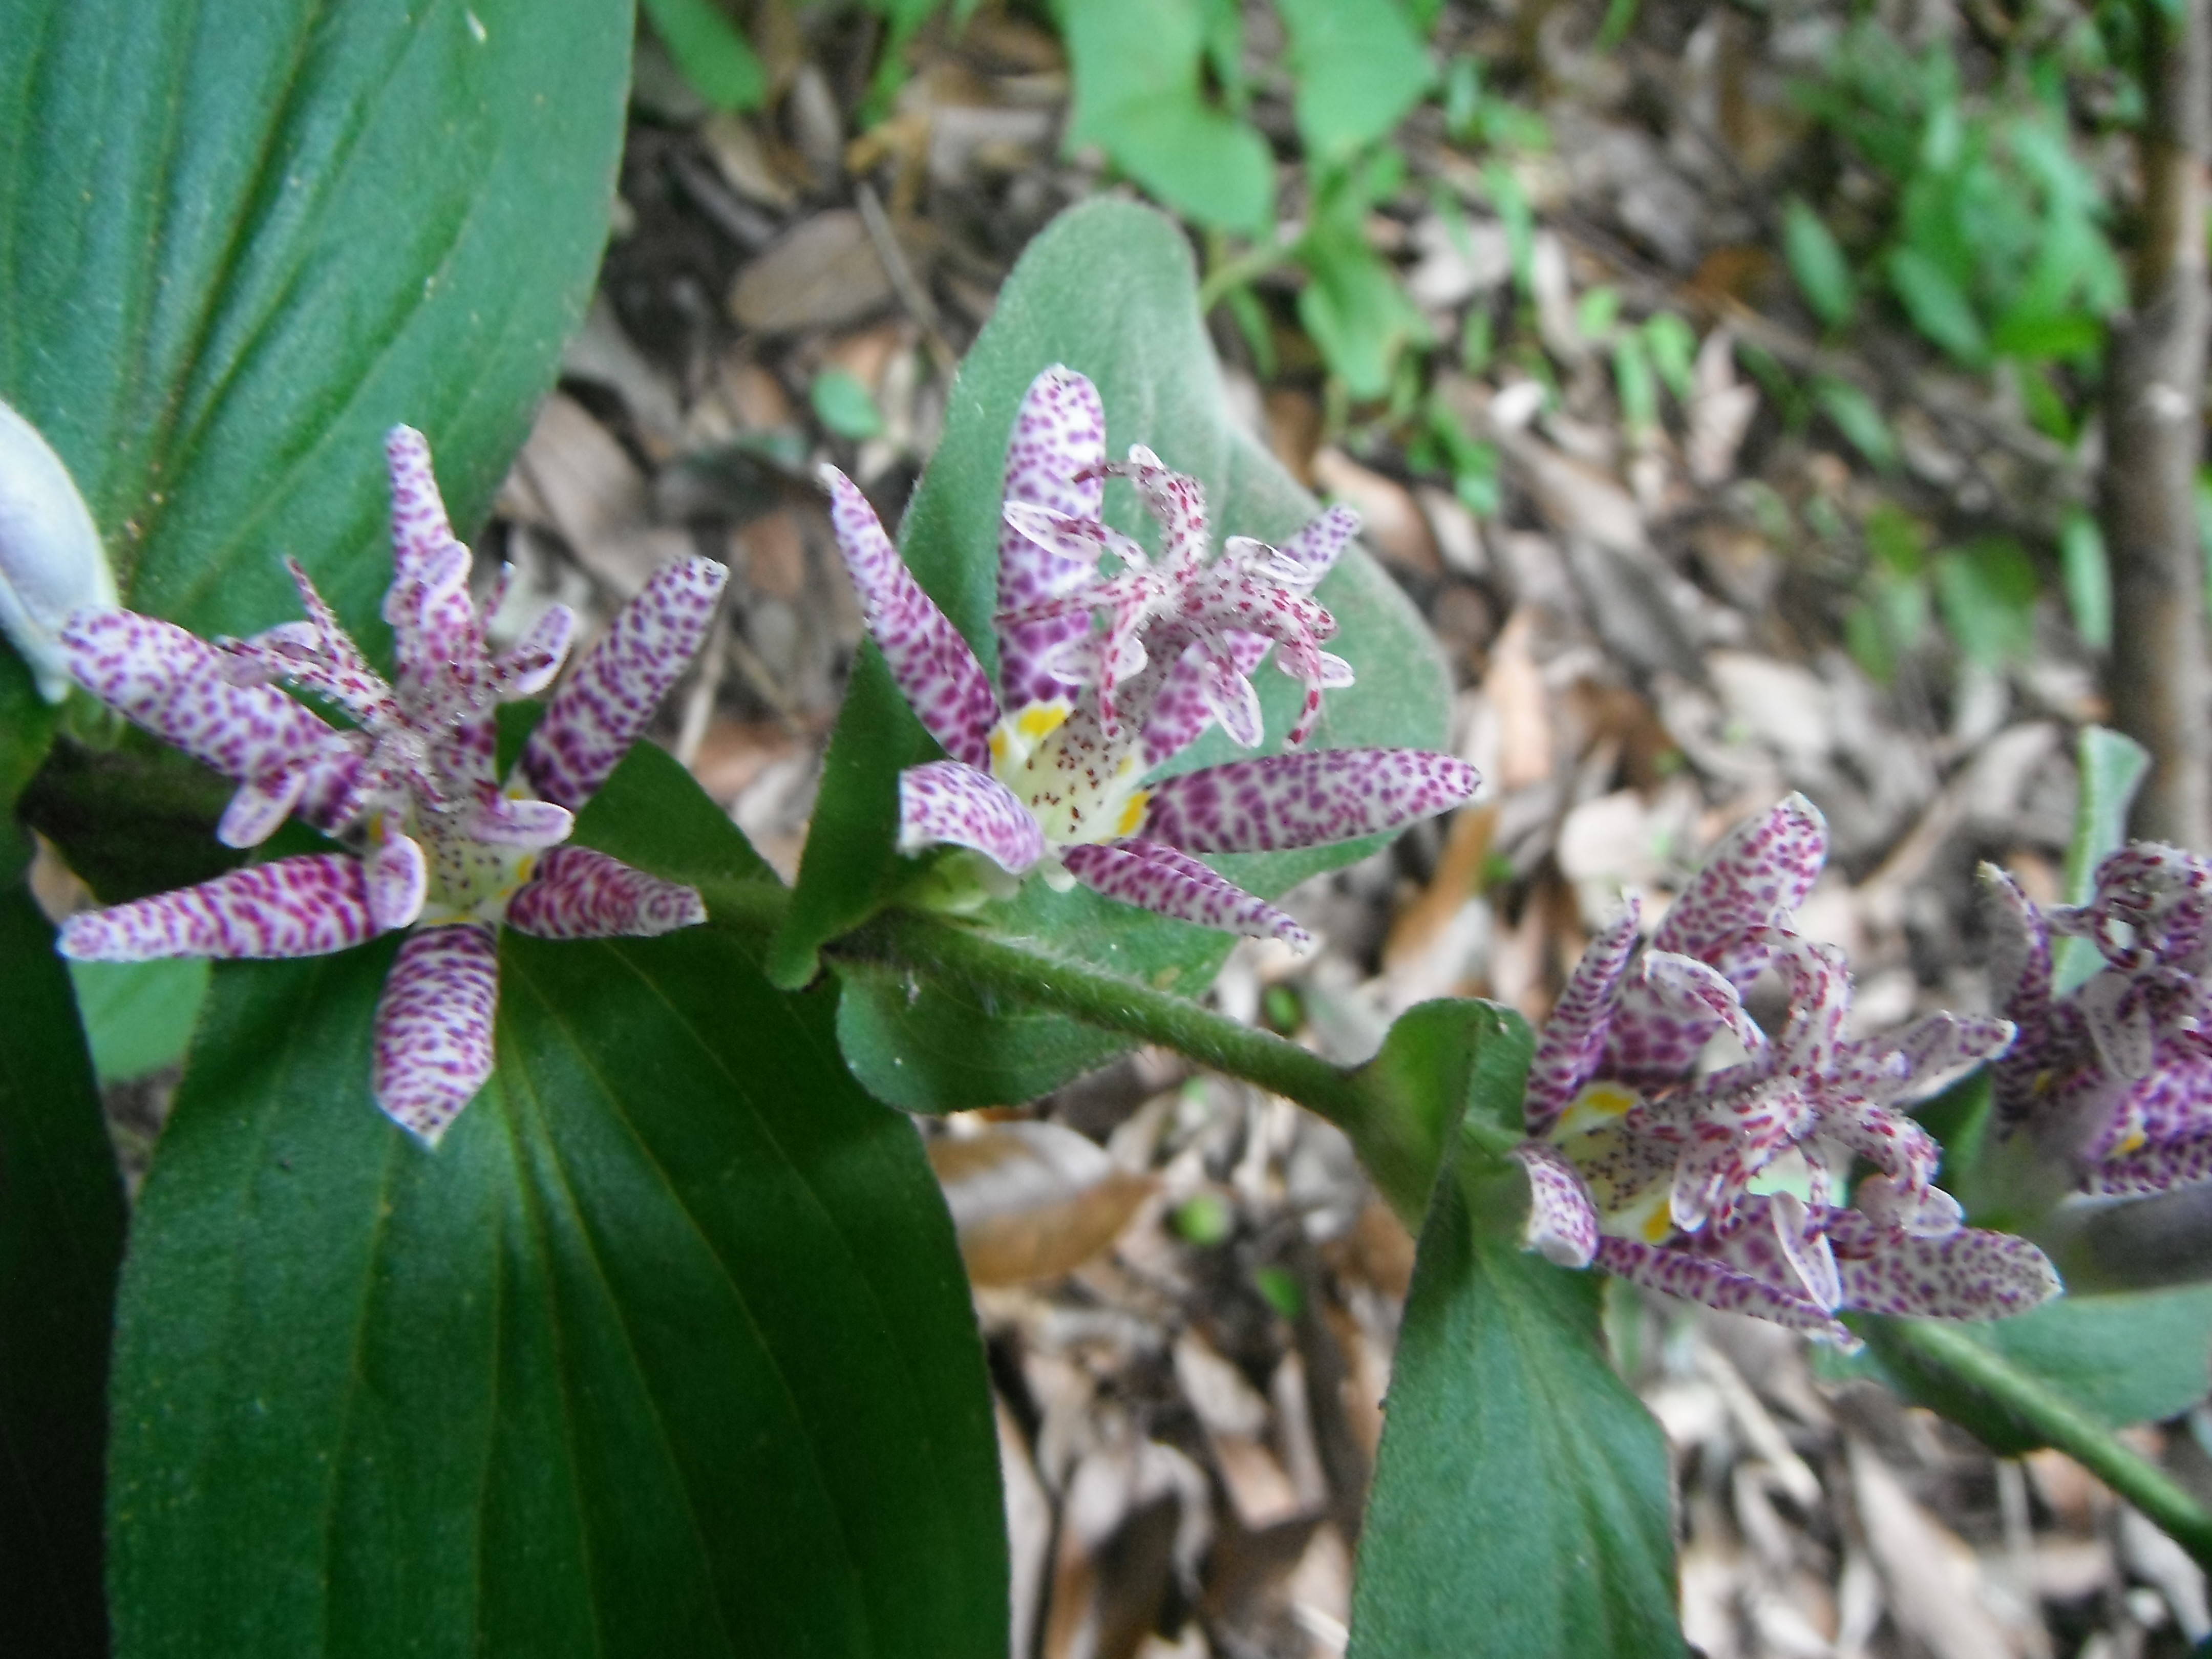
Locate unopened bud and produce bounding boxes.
[0,398,116,701]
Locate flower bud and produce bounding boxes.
[0,398,116,701]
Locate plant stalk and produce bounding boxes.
[1874,1317,2212,1570]
[843,909,1370,1129]
[2106,0,2212,847]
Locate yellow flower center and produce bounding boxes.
[989,699,1151,848]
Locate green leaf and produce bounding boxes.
[770,200,1455,1062]
[0,883,127,1656]
[0,636,58,862]
[1782,198,1856,329]
[1860,1286,2212,1456]
[1813,376,1897,470]
[2055,725,2150,993]
[835,962,1131,1112]
[1642,313,1696,402]
[1,0,632,642]
[811,368,887,440]
[107,748,1007,1657]
[2060,507,2112,651]
[68,958,211,1084]
[1297,210,1422,399]
[1346,1005,1686,1658]
[1060,0,1275,233]
[1933,536,2038,668]
[641,0,768,111]
[1271,0,1434,161]
[1887,247,1990,364]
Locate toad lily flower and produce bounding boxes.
[0,397,118,701]
[1986,845,2212,1194]
[1511,796,2056,1342]
[54,427,728,1144]
[820,365,1478,948]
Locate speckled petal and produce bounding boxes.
[997,367,1109,709]
[1525,903,1641,1136]
[1275,504,1360,583]
[216,769,309,849]
[1129,636,1253,768]
[371,922,499,1146]
[493,603,578,699]
[898,759,1046,874]
[381,427,480,689]
[1669,1083,1814,1233]
[1839,1012,2016,1106]
[367,831,429,931]
[1062,839,1310,946]
[1827,1209,2060,1320]
[1512,1142,1600,1267]
[57,856,381,961]
[504,846,707,939]
[466,794,576,849]
[2086,1132,2212,1196]
[1593,1236,1852,1342]
[61,608,345,803]
[1141,749,1480,853]
[522,555,729,811]
[819,466,997,771]
[1654,793,1827,985]
[1606,949,1759,1086]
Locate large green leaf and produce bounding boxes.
[1347,1008,1687,1658]
[1,883,127,1657]
[1860,1286,2212,1457]
[769,199,1456,1104]
[0,0,631,642]
[106,747,1007,1657]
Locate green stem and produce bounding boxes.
[845,909,1367,1124]
[1871,1316,2212,1570]
[715,883,2212,1569]
[1197,239,1298,312]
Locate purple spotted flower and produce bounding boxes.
[820,366,1479,949]
[1512,796,2056,1342]
[1986,845,2212,1195]
[55,427,728,1144]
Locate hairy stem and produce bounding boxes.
[843,909,1367,1118]
[1870,1317,2212,1570]
[2106,0,2211,846]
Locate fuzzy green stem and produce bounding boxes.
[844,909,1368,1121]
[1870,1316,2212,1569]
[1197,240,1298,312]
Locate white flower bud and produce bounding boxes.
[0,398,116,701]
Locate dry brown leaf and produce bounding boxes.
[930,1121,1156,1286]
[1848,1438,2024,1659]
[729,210,895,334]
[1483,609,1554,791]
[738,508,809,601]
[1265,388,1323,486]
[1310,449,1440,575]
